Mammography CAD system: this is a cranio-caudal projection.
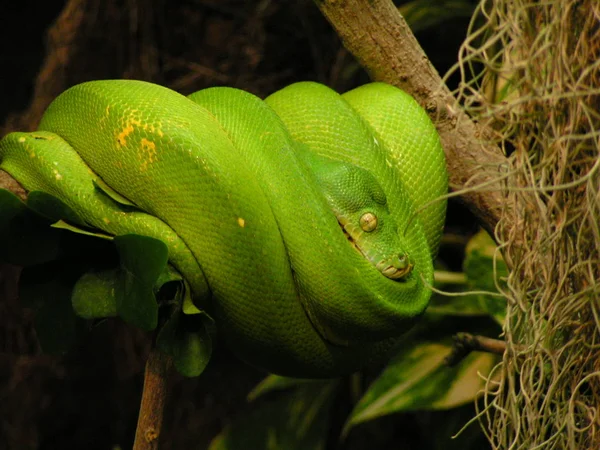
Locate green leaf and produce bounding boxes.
[248,375,333,402]
[154,267,202,315]
[153,264,214,377]
[71,269,119,319]
[154,265,184,291]
[156,308,214,377]
[52,220,113,240]
[182,285,202,315]
[26,190,86,227]
[209,380,337,450]
[344,339,497,434]
[93,178,140,208]
[0,189,116,265]
[342,313,501,435]
[19,262,84,354]
[113,234,169,331]
[463,230,508,325]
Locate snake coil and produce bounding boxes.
[0,80,447,377]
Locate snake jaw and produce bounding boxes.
[340,221,413,280]
[377,256,414,280]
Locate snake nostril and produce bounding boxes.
[396,253,409,269]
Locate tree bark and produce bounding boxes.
[314,0,510,240]
[133,347,173,450]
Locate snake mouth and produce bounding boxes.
[377,262,413,280]
[340,221,362,250]
[340,222,413,280]
[377,261,413,280]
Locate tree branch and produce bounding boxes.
[314,0,510,239]
[133,346,173,450]
[445,332,506,366]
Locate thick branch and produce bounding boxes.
[0,172,26,201]
[315,0,509,238]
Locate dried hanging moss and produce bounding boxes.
[452,0,600,448]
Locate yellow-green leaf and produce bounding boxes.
[344,340,497,434]
[463,230,508,325]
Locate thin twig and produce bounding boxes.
[133,346,173,450]
[445,332,506,366]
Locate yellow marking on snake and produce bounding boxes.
[99,105,111,128]
[116,111,164,146]
[139,138,157,171]
[141,122,164,137]
[238,217,245,227]
[117,124,135,146]
[116,110,143,146]
[259,131,273,141]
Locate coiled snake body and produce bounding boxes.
[0,80,447,377]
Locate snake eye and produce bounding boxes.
[359,212,377,232]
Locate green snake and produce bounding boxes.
[0,80,447,378]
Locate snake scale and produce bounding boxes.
[0,80,447,377]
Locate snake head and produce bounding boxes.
[338,206,414,281]
[305,154,414,281]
